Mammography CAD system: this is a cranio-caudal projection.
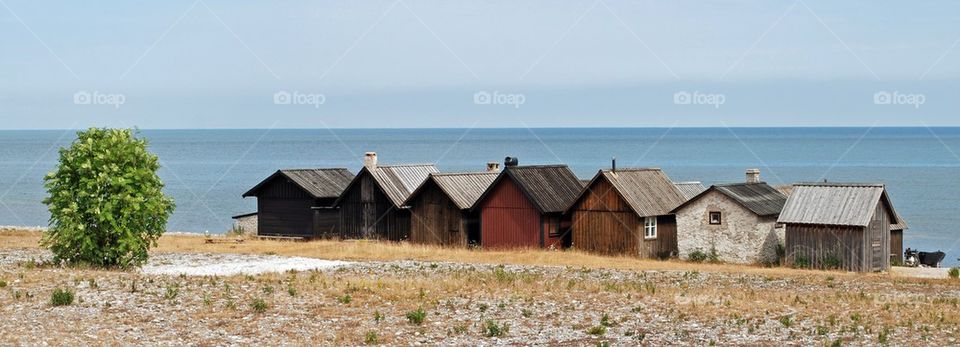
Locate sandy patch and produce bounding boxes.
[140,252,352,276]
[891,266,951,279]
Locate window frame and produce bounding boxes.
[709,211,722,225]
[643,216,657,239]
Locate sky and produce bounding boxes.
[1,0,959,129]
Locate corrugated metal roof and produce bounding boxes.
[474,165,582,213]
[242,168,354,199]
[573,169,687,217]
[673,181,707,201]
[406,172,498,209]
[673,182,787,217]
[778,182,905,228]
[371,164,439,207]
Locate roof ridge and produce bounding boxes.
[605,167,662,171]
[281,168,350,171]
[432,171,498,176]
[795,182,884,187]
[508,164,568,169]
[674,181,703,184]
[377,163,437,168]
[715,182,768,187]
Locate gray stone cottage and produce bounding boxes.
[670,169,788,264]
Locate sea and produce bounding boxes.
[1,127,958,265]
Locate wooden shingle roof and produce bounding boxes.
[242,168,355,199]
[672,182,787,217]
[778,183,905,228]
[404,172,498,210]
[569,168,687,217]
[473,165,583,214]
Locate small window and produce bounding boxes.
[709,212,722,225]
[644,217,657,239]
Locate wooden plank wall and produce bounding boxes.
[890,230,904,264]
[480,178,542,248]
[339,172,410,241]
[865,201,891,271]
[408,183,468,247]
[785,224,864,272]
[256,178,316,237]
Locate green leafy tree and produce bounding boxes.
[42,128,175,268]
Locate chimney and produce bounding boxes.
[611,157,617,172]
[504,157,518,167]
[486,162,501,172]
[364,152,378,170]
[746,168,760,183]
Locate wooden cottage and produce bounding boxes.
[566,168,688,258]
[778,183,906,272]
[470,160,583,249]
[404,171,498,247]
[242,168,355,238]
[334,152,438,241]
[671,170,787,264]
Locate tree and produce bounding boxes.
[42,128,175,268]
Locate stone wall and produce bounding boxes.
[675,190,783,264]
[232,214,258,236]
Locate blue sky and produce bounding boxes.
[1,0,959,129]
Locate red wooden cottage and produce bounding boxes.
[470,158,584,249]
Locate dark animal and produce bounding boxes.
[905,248,946,268]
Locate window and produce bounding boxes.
[644,217,657,239]
[709,212,722,225]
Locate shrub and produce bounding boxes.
[251,298,267,313]
[373,310,384,323]
[42,128,175,268]
[406,307,426,325]
[51,288,75,306]
[0,279,6,288]
[338,294,352,304]
[778,315,792,327]
[483,320,508,337]
[164,284,179,301]
[364,331,379,345]
[688,249,708,262]
[949,267,959,279]
[821,254,842,269]
[587,325,607,336]
[793,255,811,269]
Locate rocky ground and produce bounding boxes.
[1,247,959,346]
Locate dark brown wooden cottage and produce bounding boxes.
[242,168,354,238]
[334,153,437,241]
[778,183,906,272]
[566,168,688,258]
[470,161,583,249]
[404,172,498,247]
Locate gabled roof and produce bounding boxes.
[778,182,905,228]
[673,181,707,201]
[336,164,439,208]
[242,168,354,199]
[404,172,498,210]
[471,165,583,214]
[568,168,687,217]
[672,182,787,217]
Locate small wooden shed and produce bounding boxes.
[242,168,354,238]
[778,183,906,272]
[471,161,583,249]
[404,171,498,247]
[334,153,438,241]
[566,168,688,258]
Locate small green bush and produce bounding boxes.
[587,325,607,335]
[0,279,7,288]
[688,249,708,262]
[364,331,379,345]
[778,315,792,327]
[948,267,959,279]
[406,307,426,325]
[338,294,352,304]
[483,320,508,337]
[793,255,811,269]
[51,288,75,306]
[251,298,267,313]
[821,254,842,269]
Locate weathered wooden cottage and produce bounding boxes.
[566,168,688,258]
[671,170,787,264]
[470,159,583,249]
[778,182,907,272]
[241,168,355,238]
[404,169,499,247]
[334,152,438,241]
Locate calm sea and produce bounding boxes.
[1,127,958,265]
